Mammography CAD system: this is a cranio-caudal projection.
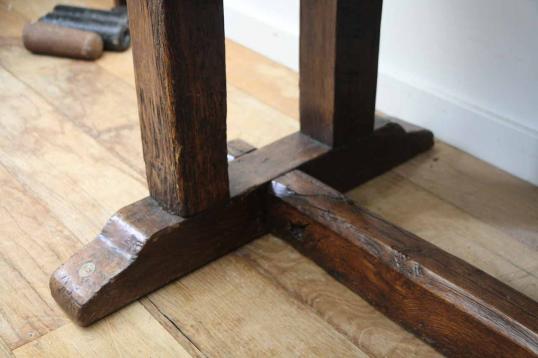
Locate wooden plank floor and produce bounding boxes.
[1,1,536,356]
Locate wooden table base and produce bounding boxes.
[51,120,537,356]
[50,117,429,323]
[49,1,537,357]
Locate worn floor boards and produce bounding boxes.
[0,1,536,356]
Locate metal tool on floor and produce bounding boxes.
[51,5,129,27]
[40,6,130,51]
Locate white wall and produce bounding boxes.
[224,0,538,185]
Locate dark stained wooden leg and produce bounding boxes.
[269,170,538,358]
[300,0,383,147]
[298,0,430,189]
[127,0,229,216]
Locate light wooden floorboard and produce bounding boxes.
[0,0,536,356]
[13,304,192,358]
[393,143,538,250]
[238,236,441,357]
[0,162,72,348]
[0,337,13,358]
[147,254,369,358]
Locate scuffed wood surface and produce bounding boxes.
[392,143,538,250]
[49,193,266,325]
[347,171,538,301]
[0,163,72,348]
[300,122,434,192]
[13,304,192,358]
[127,0,229,216]
[146,252,369,358]
[238,236,441,357]
[49,131,330,325]
[269,170,538,357]
[0,337,13,358]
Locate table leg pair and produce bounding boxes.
[51,2,538,356]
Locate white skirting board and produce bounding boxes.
[223,3,538,186]
[377,73,538,186]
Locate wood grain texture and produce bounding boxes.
[140,298,206,358]
[146,250,369,357]
[0,42,334,353]
[0,337,14,358]
[300,0,383,146]
[227,138,256,161]
[127,0,229,216]
[229,132,329,196]
[392,142,538,251]
[301,122,434,192]
[348,171,538,302]
[50,133,328,325]
[0,67,141,348]
[47,116,433,327]
[2,1,537,355]
[269,170,538,357]
[49,139,260,327]
[0,65,146,241]
[0,63,197,354]
[238,236,441,357]
[0,163,71,349]
[13,303,192,358]
[0,44,298,183]
[225,40,299,120]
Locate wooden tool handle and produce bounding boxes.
[23,22,103,60]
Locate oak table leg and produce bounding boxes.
[128,0,229,216]
[300,0,383,146]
